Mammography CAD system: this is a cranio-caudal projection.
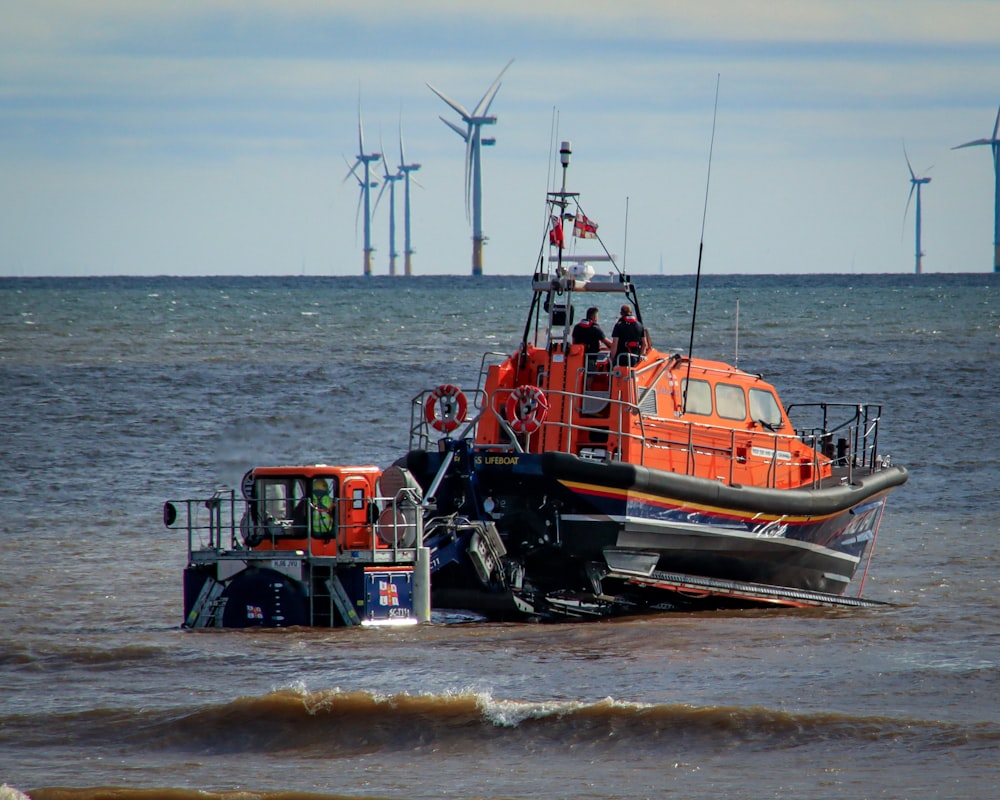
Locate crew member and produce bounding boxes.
[610,304,650,366]
[311,477,334,537]
[571,306,612,353]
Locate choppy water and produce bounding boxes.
[1,273,998,799]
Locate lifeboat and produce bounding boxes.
[401,140,908,618]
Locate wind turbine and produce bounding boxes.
[397,121,422,276]
[952,105,1000,273]
[903,144,932,275]
[374,134,403,276]
[343,95,382,276]
[427,59,514,276]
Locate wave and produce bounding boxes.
[16,787,404,800]
[4,688,996,758]
[9,787,365,800]
[0,642,166,671]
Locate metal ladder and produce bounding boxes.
[184,579,226,628]
[325,573,361,626]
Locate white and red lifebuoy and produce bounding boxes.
[425,384,468,433]
[505,384,549,435]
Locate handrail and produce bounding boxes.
[406,386,884,488]
[165,490,421,563]
[410,386,487,452]
[787,402,883,472]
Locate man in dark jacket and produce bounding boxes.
[611,304,649,366]
[572,306,612,353]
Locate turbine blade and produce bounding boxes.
[439,116,469,142]
[380,135,390,178]
[373,178,389,214]
[474,58,514,117]
[343,157,363,184]
[399,118,406,168]
[994,104,1000,140]
[904,184,915,228]
[357,91,365,154]
[427,82,471,120]
[354,186,363,242]
[903,141,916,180]
[952,138,991,150]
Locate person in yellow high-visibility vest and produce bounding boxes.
[311,477,333,537]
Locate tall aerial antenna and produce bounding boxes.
[622,196,630,274]
[952,105,1000,273]
[427,59,514,275]
[683,75,721,413]
[734,297,740,369]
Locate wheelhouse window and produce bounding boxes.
[681,379,712,416]
[749,388,783,428]
[715,383,747,420]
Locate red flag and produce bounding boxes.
[573,212,597,239]
[549,214,564,249]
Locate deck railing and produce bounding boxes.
[787,403,884,468]
[164,489,422,563]
[409,378,886,490]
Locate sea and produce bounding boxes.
[1,271,998,800]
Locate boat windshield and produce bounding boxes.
[749,388,783,427]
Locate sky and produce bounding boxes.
[1,0,999,277]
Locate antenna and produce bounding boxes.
[734,297,740,369]
[952,105,1000,273]
[622,196,630,274]
[683,75,721,413]
[427,59,514,275]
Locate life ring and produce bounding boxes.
[506,385,549,435]
[425,384,468,433]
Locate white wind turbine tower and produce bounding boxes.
[343,95,382,276]
[903,143,932,275]
[397,121,422,276]
[953,105,1000,272]
[374,134,404,276]
[427,59,513,276]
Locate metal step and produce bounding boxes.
[326,574,361,626]
[184,578,226,628]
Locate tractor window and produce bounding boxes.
[258,478,307,521]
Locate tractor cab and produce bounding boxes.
[241,465,388,556]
